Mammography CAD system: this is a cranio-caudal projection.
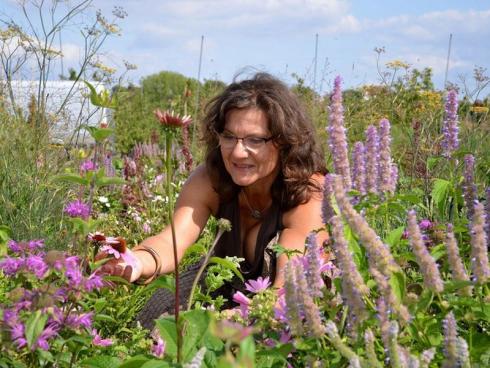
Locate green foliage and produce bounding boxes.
[0,116,70,246]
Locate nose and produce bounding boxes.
[230,138,249,158]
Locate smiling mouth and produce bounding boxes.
[233,163,254,170]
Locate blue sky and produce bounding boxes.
[3,0,490,97]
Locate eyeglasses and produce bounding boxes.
[218,132,274,152]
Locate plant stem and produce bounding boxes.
[165,132,182,363]
[186,227,226,311]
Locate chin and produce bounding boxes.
[229,173,257,187]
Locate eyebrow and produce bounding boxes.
[222,128,268,137]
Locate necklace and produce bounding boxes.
[241,190,264,220]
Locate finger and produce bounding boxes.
[122,265,133,282]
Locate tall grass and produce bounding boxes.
[0,114,69,247]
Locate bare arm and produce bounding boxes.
[272,174,328,288]
[131,164,219,281]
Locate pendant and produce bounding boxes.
[250,209,262,220]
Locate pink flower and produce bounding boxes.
[91,329,113,347]
[245,276,271,293]
[154,109,192,128]
[232,291,250,319]
[151,337,166,358]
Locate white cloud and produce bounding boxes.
[322,14,361,34]
[140,24,180,38]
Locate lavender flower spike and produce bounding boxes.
[332,174,400,276]
[470,201,490,284]
[463,154,477,220]
[365,125,379,194]
[442,312,458,368]
[364,329,383,368]
[331,215,369,324]
[441,90,459,158]
[407,209,444,293]
[389,163,398,194]
[351,141,366,195]
[327,76,352,190]
[445,224,472,296]
[284,261,304,336]
[295,261,325,338]
[305,232,324,298]
[378,118,394,193]
[370,266,411,324]
[321,173,335,224]
[486,187,490,248]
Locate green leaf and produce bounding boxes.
[208,257,244,282]
[81,356,121,368]
[430,243,446,261]
[95,176,126,187]
[443,280,474,293]
[147,274,176,293]
[271,243,302,259]
[238,335,255,365]
[389,271,406,303]
[84,80,116,109]
[53,173,90,185]
[25,310,48,349]
[180,310,216,361]
[83,125,114,142]
[140,361,171,368]
[385,226,405,247]
[431,178,451,214]
[427,156,441,170]
[155,317,178,360]
[117,355,150,368]
[68,217,91,235]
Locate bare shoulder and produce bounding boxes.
[176,164,220,215]
[282,173,325,230]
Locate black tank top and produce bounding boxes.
[214,195,284,281]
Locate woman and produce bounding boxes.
[103,73,328,326]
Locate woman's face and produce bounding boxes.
[220,107,280,188]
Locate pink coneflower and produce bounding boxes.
[154,109,192,128]
[245,276,271,294]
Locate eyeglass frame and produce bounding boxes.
[216,131,275,152]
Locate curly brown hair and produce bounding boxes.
[202,72,326,210]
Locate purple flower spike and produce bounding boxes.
[469,201,490,284]
[327,76,352,190]
[441,90,459,158]
[378,118,394,194]
[463,154,477,220]
[245,276,271,294]
[321,174,335,224]
[64,200,90,220]
[407,210,444,293]
[331,215,369,325]
[486,187,490,245]
[305,232,325,298]
[351,141,366,195]
[365,125,379,194]
[445,224,472,296]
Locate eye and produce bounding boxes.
[245,137,266,147]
